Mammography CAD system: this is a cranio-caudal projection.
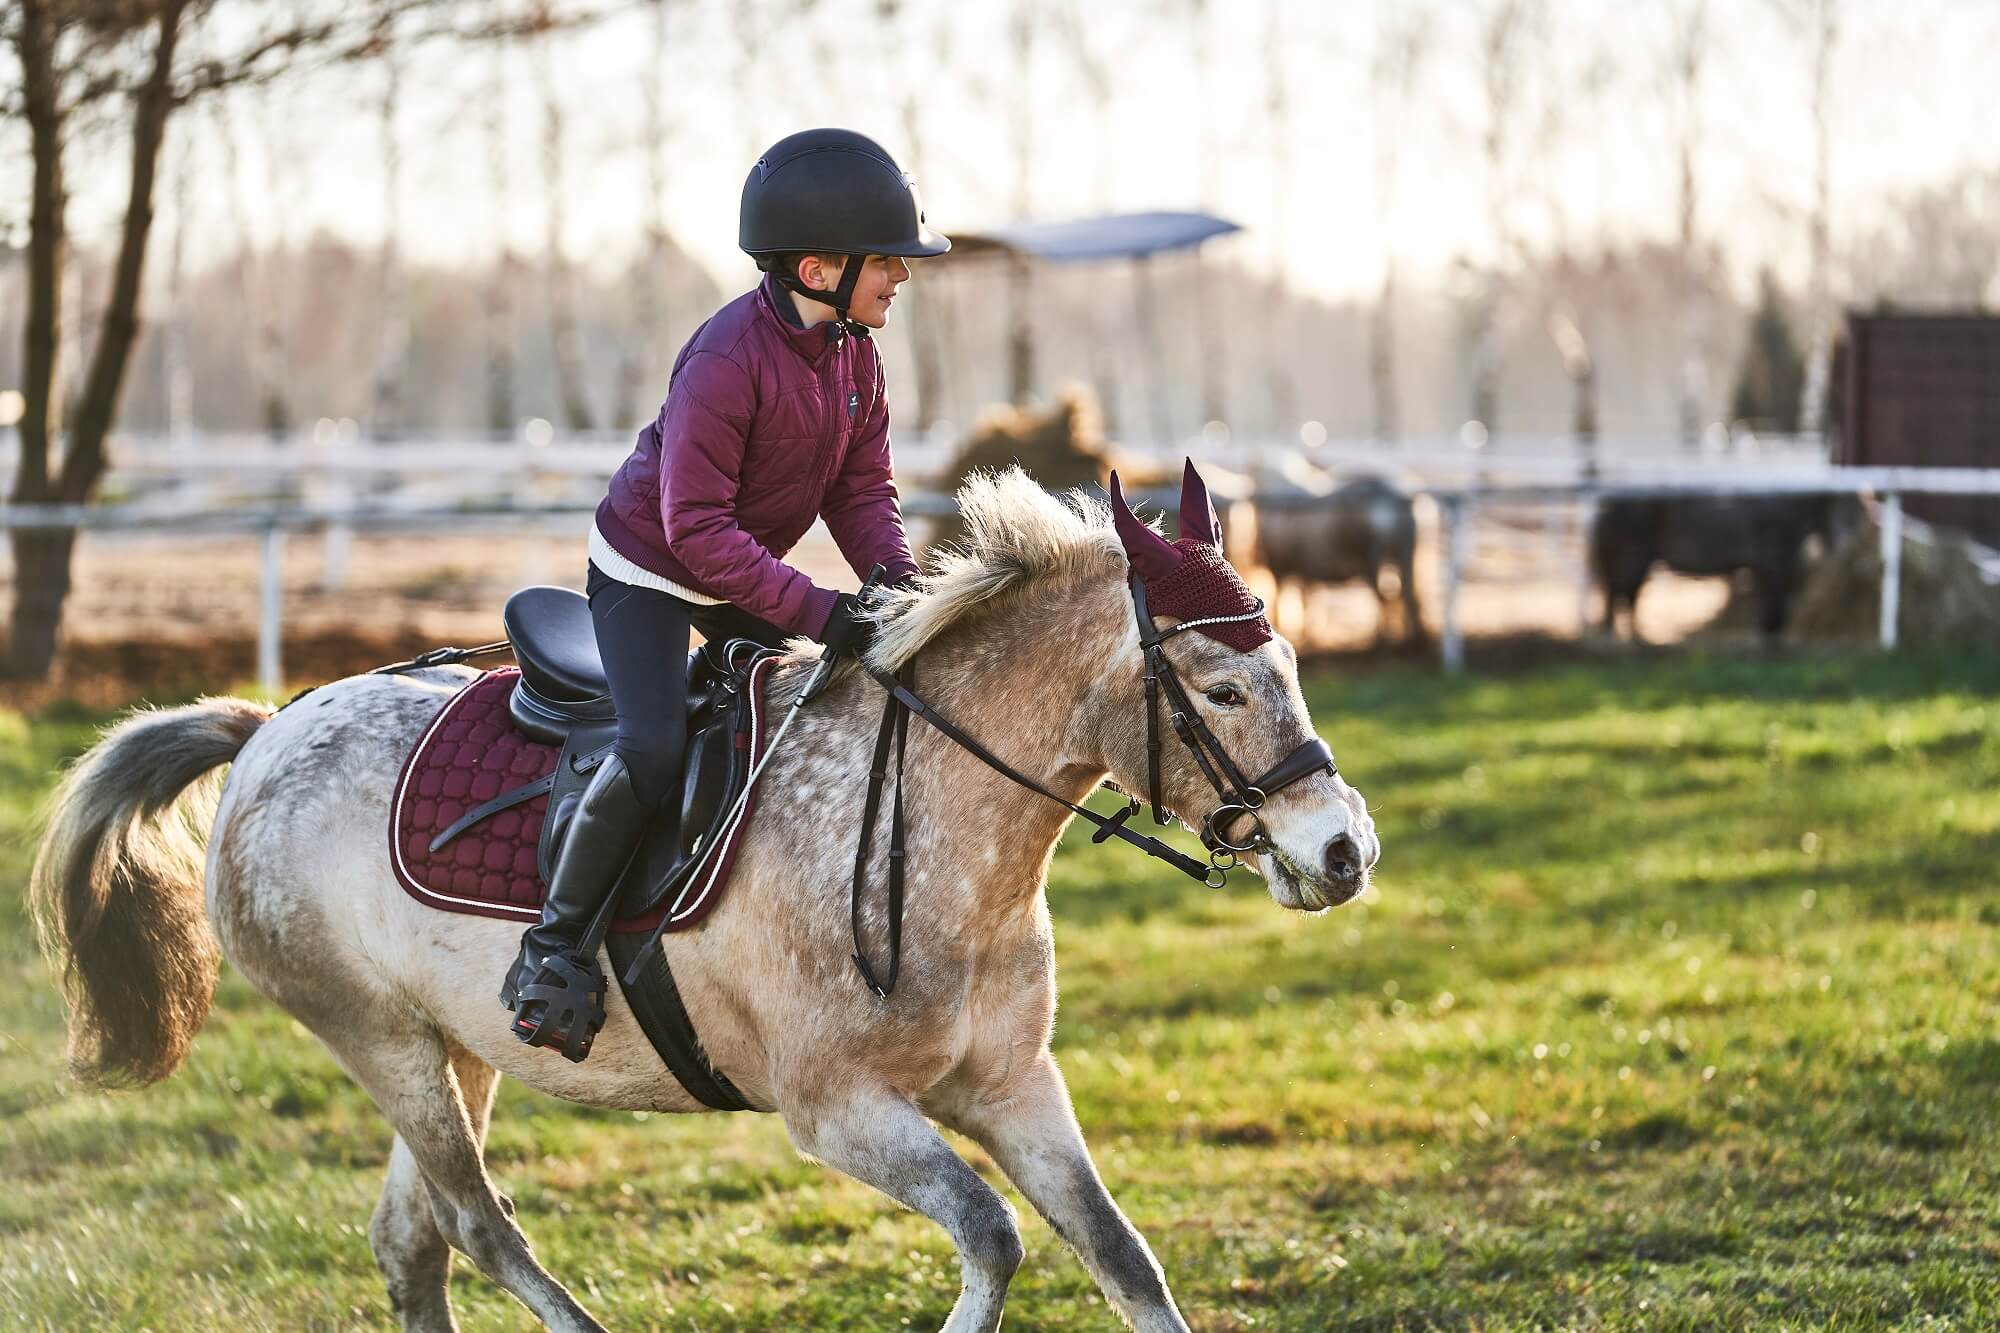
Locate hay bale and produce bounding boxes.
[1787,515,2000,645]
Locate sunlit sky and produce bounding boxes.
[14,0,2000,304]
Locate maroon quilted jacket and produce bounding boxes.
[594,273,919,636]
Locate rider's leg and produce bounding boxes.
[505,564,692,1060]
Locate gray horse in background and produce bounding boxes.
[1232,461,1424,649]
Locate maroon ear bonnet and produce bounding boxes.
[1109,462,1272,653]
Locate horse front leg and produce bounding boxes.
[784,1086,1023,1333]
[934,1054,1189,1333]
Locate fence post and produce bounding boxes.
[1878,491,1902,650]
[1575,492,1598,636]
[1440,494,1466,673]
[259,522,284,694]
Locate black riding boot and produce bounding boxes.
[501,750,652,1062]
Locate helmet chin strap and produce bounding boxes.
[774,254,867,337]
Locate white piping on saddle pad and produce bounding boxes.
[390,672,540,922]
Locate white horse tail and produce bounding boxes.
[29,696,273,1088]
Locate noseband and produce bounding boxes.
[1129,579,1337,879]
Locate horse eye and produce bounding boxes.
[1204,685,1245,708]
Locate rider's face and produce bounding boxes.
[840,254,911,331]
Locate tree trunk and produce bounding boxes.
[483,30,517,435]
[1674,0,1708,450]
[1371,262,1400,442]
[899,95,943,431]
[370,33,408,439]
[538,17,595,433]
[1797,0,1837,437]
[13,0,64,505]
[1007,258,1035,406]
[5,528,79,680]
[626,0,671,430]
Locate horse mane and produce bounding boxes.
[868,467,1127,672]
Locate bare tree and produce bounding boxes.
[1775,0,1840,437]
[214,88,293,437]
[1466,0,1543,439]
[161,111,194,446]
[1189,0,1224,429]
[6,0,196,679]
[1508,11,1607,468]
[1049,0,1122,431]
[0,0,499,679]
[1261,0,1296,434]
[1369,1,1436,443]
[482,13,517,434]
[1007,0,1035,405]
[532,0,594,432]
[368,8,409,438]
[1668,0,1709,449]
[619,0,675,432]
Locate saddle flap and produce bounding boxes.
[611,654,770,918]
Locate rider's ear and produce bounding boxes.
[1178,458,1223,549]
[1109,472,1180,582]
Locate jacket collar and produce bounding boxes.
[755,273,852,364]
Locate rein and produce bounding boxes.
[846,580,1336,998]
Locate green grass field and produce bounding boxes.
[3,649,1998,1331]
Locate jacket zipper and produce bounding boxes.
[808,345,856,498]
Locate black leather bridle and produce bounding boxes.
[1129,578,1337,878]
[847,576,1337,997]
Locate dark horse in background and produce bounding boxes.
[1243,473,1425,648]
[1591,493,1849,641]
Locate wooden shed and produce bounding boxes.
[1838,312,2000,545]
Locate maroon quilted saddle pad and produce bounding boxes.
[387,666,774,935]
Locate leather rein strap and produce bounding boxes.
[851,665,914,997]
[846,579,1335,998]
[849,658,1218,998]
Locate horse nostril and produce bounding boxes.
[1324,835,1361,884]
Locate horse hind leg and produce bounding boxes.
[369,1046,503,1333]
[334,1026,603,1333]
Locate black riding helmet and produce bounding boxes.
[740,128,951,321]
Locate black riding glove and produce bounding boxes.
[820,593,878,662]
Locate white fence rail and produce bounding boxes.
[2,465,1997,689]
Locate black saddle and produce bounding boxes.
[491,585,777,920]
[460,585,761,1112]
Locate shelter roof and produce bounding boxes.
[939,211,1241,263]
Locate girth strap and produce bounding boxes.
[604,931,752,1112]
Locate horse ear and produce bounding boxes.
[1179,457,1223,548]
[1109,471,1181,581]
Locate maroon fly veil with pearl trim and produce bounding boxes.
[1108,459,1272,652]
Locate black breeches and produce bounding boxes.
[584,562,788,810]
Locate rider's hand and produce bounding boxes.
[819,593,878,663]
